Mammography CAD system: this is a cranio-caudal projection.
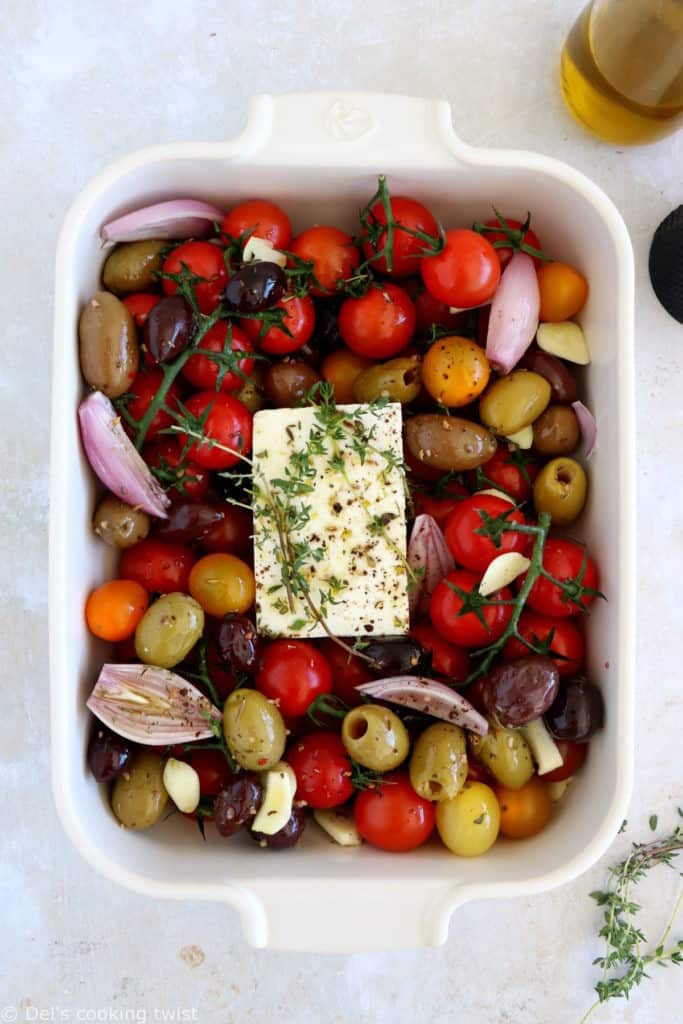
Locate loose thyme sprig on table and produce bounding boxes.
[581,812,683,1023]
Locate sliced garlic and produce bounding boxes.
[479,551,531,596]
[242,235,287,269]
[504,424,533,449]
[251,761,297,835]
[549,777,573,803]
[476,488,515,504]
[313,807,363,847]
[537,321,591,365]
[521,718,564,775]
[162,757,200,813]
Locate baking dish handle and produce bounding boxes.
[235,877,466,952]
[238,92,469,167]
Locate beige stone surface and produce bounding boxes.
[1,0,682,1020]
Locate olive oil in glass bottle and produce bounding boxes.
[560,0,683,144]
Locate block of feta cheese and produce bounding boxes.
[252,402,410,639]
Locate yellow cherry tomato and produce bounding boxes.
[321,349,372,404]
[422,336,490,407]
[188,553,255,617]
[435,781,500,856]
[497,777,552,839]
[537,262,588,322]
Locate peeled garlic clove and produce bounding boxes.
[537,322,591,365]
[251,761,297,835]
[520,717,564,775]
[242,235,287,268]
[505,424,534,449]
[313,807,363,847]
[549,777,573,803]
[162,757,200,813]
[476,488,515,504]
[479,551,531,596]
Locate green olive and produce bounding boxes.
[533,456,587,525]
[468,726,534,790]
[111,750,168,829]
[479,370,551,436]
[404,414,497,472]
[409,723,467,802]
[236,364,267,413]
[134,593,205,668]
[93,495,150,549]
[532,405,580,456]
[353,356,422,404]
[102,239,166,295]
[79,291,139,398]
[341,704,409,771]
[222,689,286,770]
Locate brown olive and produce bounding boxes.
[519,348,578,404]
[405,414,497,472]
[264,359,321,407]
[532,405,580,455]
[478,655,560,727]
[236,364,267,413]
[102,239,165,295]
[533,456,587,525]
[479,370,551,436]
[79,291,139,398]
[93,495,150,549]
[353,356,422,404]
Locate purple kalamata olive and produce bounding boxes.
[153,501,224,544]
[214,773,264,837]
[544,677,604,742]
[216,614,260,675]
[363,637,428,676]
[224,262,285,313]
[519,348,578,405]
[88,723,133,782]
[144,295,194,364]
[251,805,307,849]
[479,655,560,727]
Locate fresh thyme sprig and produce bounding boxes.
[581,813,683,1022]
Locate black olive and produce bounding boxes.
[363,637,429,676]
[224,262,285,313]
[544,677,604,742]
[250,805,307,849]
[214,774,264,837]
[87,723,132,782]
[143,295,194,363]
[216,614,261,675]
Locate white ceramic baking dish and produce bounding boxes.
[50,92,635,953]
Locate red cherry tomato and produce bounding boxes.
[361,196,440,278]
[403,439,444,482]
[316,639,373,707]
[290,226,361,296]
[256,640,333,718]
[481,217,543,271]
[410,620,470,681]
[186,748,234,796]
[205,640,240,699]
[542,739,587,782]
[162,241,228,314]
[241,294,315,356]
[410,280,471,334]
[122,293,160,328]
[338,284,416,359]
[525,539,599,618]
[443,494,529,573]
[119,539,196,594]
[198,503,253,556]
[467,447,539,503]
[126,367,182,442]
[179,392,252,470]
[430,570,513,648]
[412,480,469,527]
[503,611,585,677]
[182,322,254,392]
[143,438,210,501]
[287,732,354,808]
[220,199,292,249]
[421,229,501,309]
[354,771,436,852]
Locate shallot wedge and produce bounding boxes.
[356,676,488,735]
[408,514,456,617]
[100,199,225,244]
[87,663,222,745]
[486,252,540,374]
[78,391,170,518]
[572,401,597,458]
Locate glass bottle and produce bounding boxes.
[560,0,683,144]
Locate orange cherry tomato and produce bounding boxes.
[422,335,491,406]
[496,777,552,839]
[189,553,255,617]
[321,349,373,404]
[537,262,588,322]
[85,579,149,642]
